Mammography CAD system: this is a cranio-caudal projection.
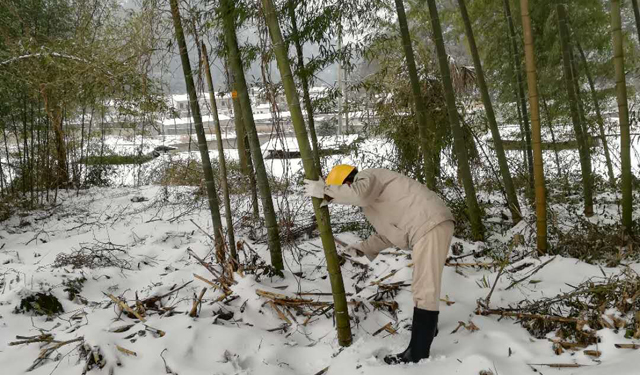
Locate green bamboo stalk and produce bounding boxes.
[202,42,237,263]
[395,0,437,190]
[520,0,548,253]
[457,0,521,224]
[423,0,484,240]
[260,0,352,346]
[575,40,615,188]
[504,0,534,195]
[221,0,284,271]
[169,0,225,254]
[287,0,322,173]
[228,74,260,221]
[632,0,640,45]
[611,0,633,233]
[557,2,593,217]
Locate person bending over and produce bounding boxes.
[304,165,455,364]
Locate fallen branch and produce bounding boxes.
[528,363,589,368]
[506,257,556,290]
[28,336,84,372]
[9,334,54,346]
[267,301,292,324]
[614,343,640,349]
[106,293,146,322]
[115,344,137,356]
[372,322,397,336]
[478,308,586,325]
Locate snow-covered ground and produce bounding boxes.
[1,184,639,375]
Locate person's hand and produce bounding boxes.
[304,179,325,199]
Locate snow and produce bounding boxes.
[1,183,639,375]
[1,109,640,374]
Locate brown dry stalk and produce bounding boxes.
[106,293,146,322]
[372,322,397,336]
[479,308,586,325]
[267,301,292,324]
[614,343,640,349]
[529,363,588,368]
[189,287,207,317]
[115,345,137,356]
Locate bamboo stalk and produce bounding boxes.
[169,0,225,253]
[115,345,137,357]
[267,301,292,325]
[520,0,548,253]
[260,0,352,346]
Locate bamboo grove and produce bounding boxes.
[1,0,639,346]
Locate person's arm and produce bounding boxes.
[324,171,378,207]
[353,233,394,261]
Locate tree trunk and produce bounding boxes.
[202,42,237,263]
[232,92,249,174]
[395,0,437,190]
[457,0,521,224]
[611,0,633,234]
[40,87,69,188]
[570,55,589,138]
[261,0,353,346]
[575,40,616,188]
[287,1,322,173]
[520,0,548,253]
[169,0,226,256]
[226,64,261,222]
[221,0,284,271]
[632,0,640,45]
[423,0,484,240]
[504,0,534,195]
[540,92,563,180]
[557,3,594,217]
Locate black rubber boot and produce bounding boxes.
[383,308,439,364]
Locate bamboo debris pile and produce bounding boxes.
[256,289,373,327]
[234,240,281,281]
[53,240,133,270]
[256,289,334,326]
[554,219,640,266]
[477,270,640,348]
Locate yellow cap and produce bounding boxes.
[325,165,356,185]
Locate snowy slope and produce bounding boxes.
[0,186,639,375]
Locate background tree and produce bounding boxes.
[169,0,225,254]
[220,0,284,271]
[611,0,633,234]
[557,3,594,217]
[394,0,438,191]
[424,0,485,241]
[457,0,522,224]
[202,42,237,262]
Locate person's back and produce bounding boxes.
[326,168,454,249]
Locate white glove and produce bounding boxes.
[304,179,325,199]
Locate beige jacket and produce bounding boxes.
[325,168,454,260]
